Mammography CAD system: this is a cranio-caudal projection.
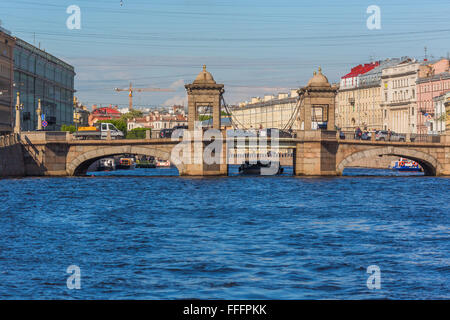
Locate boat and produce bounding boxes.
[390,158,422,172]
[238,161,284,175]
[156,159,171,167]
[136,161,156,168]
[116,157,136,170]
[97,158,115,171]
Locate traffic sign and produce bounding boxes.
[42,120,48,128]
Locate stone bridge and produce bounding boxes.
[1,66,449,177]
[0,130,449,177]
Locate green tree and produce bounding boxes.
[120,109,144,121]
[198,115,212,122]
[126,127,151,139]
[61,125,77,133]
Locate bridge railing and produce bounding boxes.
[0,133,19,147]
[338,131,442,143]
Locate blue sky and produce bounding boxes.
[2,0,450,108]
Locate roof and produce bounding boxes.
[193,65,216,84]
[341,62,379,79]
[307,67,330,87]
[92,107,121,115]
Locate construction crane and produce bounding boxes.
[114,82,175,110]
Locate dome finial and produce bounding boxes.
[313,71,317,76]
[203,64,206,71]
[318,66,322,73]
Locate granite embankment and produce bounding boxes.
[0,134,25,177]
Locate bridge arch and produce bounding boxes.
[336,146,444,176]
[67,145,184,176]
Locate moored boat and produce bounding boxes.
[238,161,284,175]
[156,159,171,167]
[116,157,136,170]
[97,158,116,171]
[390,158,422,172]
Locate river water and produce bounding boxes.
[0,168,448,299]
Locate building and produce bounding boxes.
[416,58,450,134]
[381,58,422,134]
[0,29,15,134]
[432,92,450,134]
[73,97,90,127]
[127,111,187,131]
[446,94,450,131]
[88,105,122,126]
[13,38,75,131]
[231,89,300,129]
[335,61,382,131]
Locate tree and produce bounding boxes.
[120,109,144,121]
[126,127,151,139]
[61,125,76,133]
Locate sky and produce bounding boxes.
[1,0,450,109]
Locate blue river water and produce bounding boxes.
[0,167,448,299]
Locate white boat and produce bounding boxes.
[156,159,171,167]
[97,158,116,171]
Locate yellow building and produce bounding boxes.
[337,86,383,131]
[446,95,450,131]
[73,97,90,127]
[0,29,15,134]
[336,59,402,132]
[231,90,300,129]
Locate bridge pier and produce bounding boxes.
[295,130,338,176]
[178,132,228,176]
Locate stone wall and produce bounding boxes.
[346,155,398,169]
[0,134,25,177]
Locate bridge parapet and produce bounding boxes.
[19,131,71,144]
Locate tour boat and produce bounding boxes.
[156,159,171,167]
[238,161,284,175]
[97,158,116,171]
[390,158,422,172]
[116,157,136,170]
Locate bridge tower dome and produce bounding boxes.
[185,65,225,130]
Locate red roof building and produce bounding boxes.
[340,62,380,89]
[88,105,122,126]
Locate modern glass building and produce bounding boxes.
[13,38,75,131]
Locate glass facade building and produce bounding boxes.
[13,38,75,131]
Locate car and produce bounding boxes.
[361,132,372,140]
[375,130,406,142]
[259,128,293,138]
[171,125,188,138]
[226,129,258,137]
[390,132,406,142]
[159,128,174,138]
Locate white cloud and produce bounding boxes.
[163,95,187,107]
[169,79,185,90]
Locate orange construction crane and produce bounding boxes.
[114,82,174,110]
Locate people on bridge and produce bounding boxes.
[355,127,362,140]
